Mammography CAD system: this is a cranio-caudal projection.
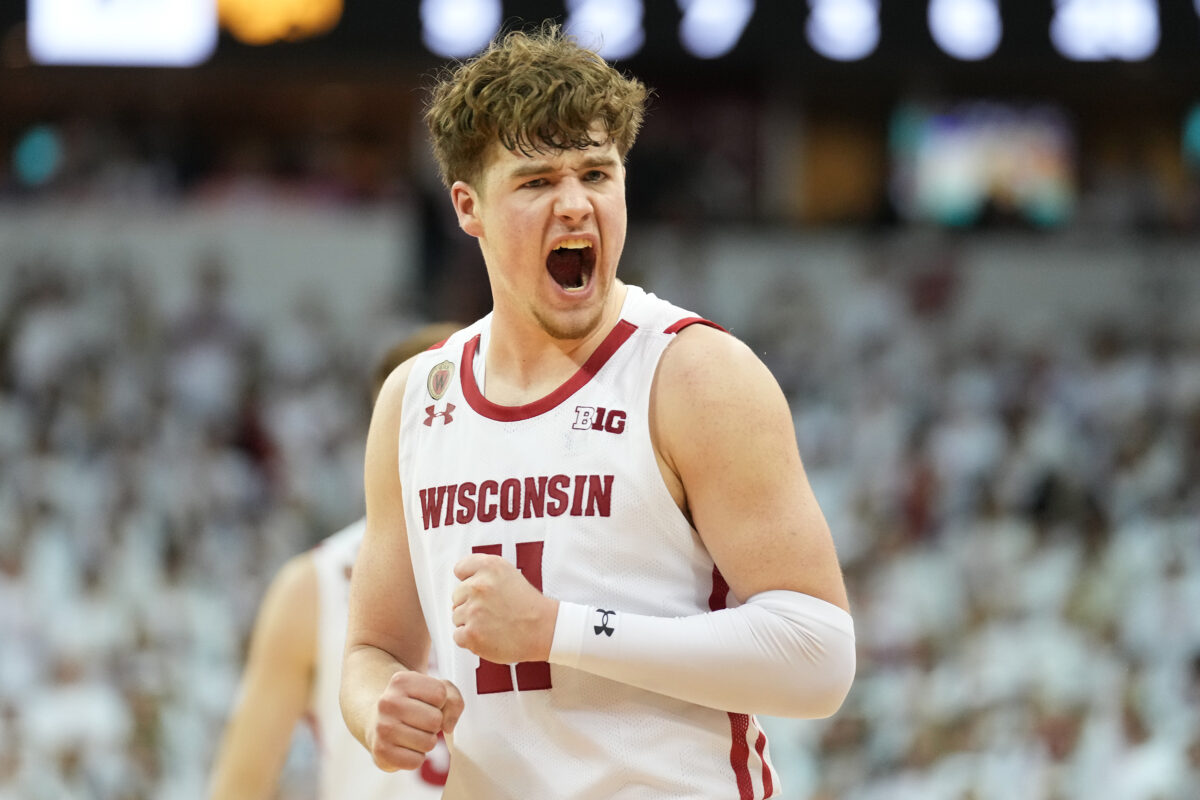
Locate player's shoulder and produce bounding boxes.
[381,319,483,401]
[658,316,757,384]
[618,284,757,394]
[375,340,449,425]
[258,549,319,638]
[376,351,422,406]
[654,320,780,422]
[275,548,318,587]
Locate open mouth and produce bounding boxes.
[546,238,595,292]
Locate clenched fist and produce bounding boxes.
[451,552,559,664]
[367,670,463,772]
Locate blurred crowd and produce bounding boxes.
[2,223,1197,800]
[0,252,405,799]
[744,246,1200,799]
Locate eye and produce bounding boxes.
[584,169,608,183]
[521,177,549,188]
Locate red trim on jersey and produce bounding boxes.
[708,565,731,612]
[710,565,775,799]
[460,319,637,421]
[427,337,450,350]
[756,727,774,797]
[729,714,755,800]
[663,316,726,335]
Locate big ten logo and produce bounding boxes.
[572,405,626,434]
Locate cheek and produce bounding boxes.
[484,214,542,274]
[497,210,544,254]
[600,201,628,249]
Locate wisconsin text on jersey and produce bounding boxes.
[417,474,615,530]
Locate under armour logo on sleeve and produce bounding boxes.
[593,609,615,636]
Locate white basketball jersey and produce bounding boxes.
[398,285,779,800]
[310,519,449,800]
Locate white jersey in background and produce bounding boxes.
[310,519,448,800]
[398,285,779,799]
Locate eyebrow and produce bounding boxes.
[507,153,621,180]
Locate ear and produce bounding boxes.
[451,181,483,239]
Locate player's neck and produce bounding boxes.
[483,282,627,405]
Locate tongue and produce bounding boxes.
[547,249,585,289]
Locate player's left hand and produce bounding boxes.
[451,552,558,664]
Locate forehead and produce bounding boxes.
[488,140,621,177]
[479,121,620,181]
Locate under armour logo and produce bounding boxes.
[593,609,615,636]
[423,403,455,426]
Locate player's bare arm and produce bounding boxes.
[542,322,855,719]
[208,554,317,800]
[653,323,850,612]
[340,359,463,771]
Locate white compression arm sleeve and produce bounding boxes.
[548,590,855,718]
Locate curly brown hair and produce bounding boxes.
[423,21,650,189]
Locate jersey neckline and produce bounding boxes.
[460,319,638,422]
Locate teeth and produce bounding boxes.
[555,238,591,250]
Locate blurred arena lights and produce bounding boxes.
[677,0,755,59]
[12,124,63,187]
[218,0,342,46]
[928,0,1002,61]
[1050,0,1160,61]
[26,0,217,66]
[419,0,502,59]
[1184,104,1200,171]
[564,0,646,61]
[805,0,880,62]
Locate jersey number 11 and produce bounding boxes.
[471,541,553,694]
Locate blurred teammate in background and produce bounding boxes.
[208,322,461,800]
[340,21,855,799]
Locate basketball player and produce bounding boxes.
[207,323,460,800]
[340,23,855,799]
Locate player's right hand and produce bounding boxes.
[367,670,464,772]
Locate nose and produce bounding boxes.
[553,177,593,223]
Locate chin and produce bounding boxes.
[536,304,606,342]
